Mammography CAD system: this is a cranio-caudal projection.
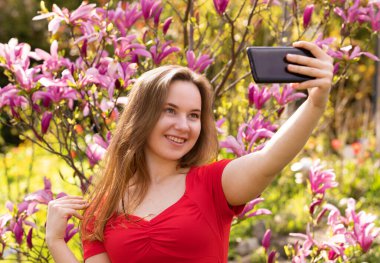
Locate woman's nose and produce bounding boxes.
[174,115,190,131]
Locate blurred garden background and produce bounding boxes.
[0,0,379,262]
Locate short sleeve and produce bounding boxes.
[200,159,245,217]
[83,238,106,260]
[81,218,106,260]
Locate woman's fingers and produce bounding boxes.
[48,196,89,220]
[292,41,333,62]
[286,53,333,70]
[56,195,85,201]
[292,78,332,91]
[287,64,330,78]
[52,199,88,205]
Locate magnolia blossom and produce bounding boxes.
[367,3,380,31]
[86,133,111,166]
[237,197,272,220]
[271,84,307,106]
[213,0,230,15]
[327,45,379,61]
[150,40,180,65]
[0,84,28,113]
[186,51,213,73]
[109,2,142,36]
[220,113,276,156]
[308,162,338,196]
[262,229,271,251]
[33,3,97,34]
[141,0,162,20]
[216,118,226,134]
[290,224,317,261]
[163,17,173,35]
[248,83,271,110]
[303,5,314,28]
[314,34,335,49]
[345,198,380,252]
[0,38,31,70]
[333,0,369,24]
[41,112,53,135]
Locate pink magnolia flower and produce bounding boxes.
[86,133,110,166]
[309,198,323,215]
[220,113,276,156]
[303,4,314,28]
[271,84,307,106]
[115,36,151,60]
[248,83,271,110]
[267,251,276,263]
[0,38,31,70]
[141,0,162,20]
[29,40,71,73]
[367,3,380,32]
[64,223,79,243]
[219,135,247,157]
[345,198,380,252]
[33,3,97,34]
[216,118,226,134]
[290,224,317,260]
[323,236,346,260]
[334,0,369,24]
[163,17,173,35]
[41,112,53,135]
[308,162,338,196]
[314,33,335,49]
[0,84,28,110]
[186,50,213,73]
[150,40,180,65]
[110,2,142,36]
[238,197,272,220]
[262,229,271,251]
[27,228,33,249]
[213,0,230,15]
[327,45,379,61]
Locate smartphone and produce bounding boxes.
[246,46,315,83]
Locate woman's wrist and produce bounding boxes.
[46,237,65,250]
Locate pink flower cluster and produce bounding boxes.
[0,178,75,256]
[220,112,276,157]
[0,1,186,169]
[219,83,306,157]
[289,162,380,262]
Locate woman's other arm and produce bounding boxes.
[222,41,334,205]
[46,195,101,262]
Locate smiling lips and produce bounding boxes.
[165,135,187,144]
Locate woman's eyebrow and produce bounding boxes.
[166,102,201,112]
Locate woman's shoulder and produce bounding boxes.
[194,159,232,172]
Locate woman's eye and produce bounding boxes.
[165,108,175,114]
[190,113,200,119]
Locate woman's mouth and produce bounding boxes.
[165,135,186,144]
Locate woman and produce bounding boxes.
[46,41,333,262]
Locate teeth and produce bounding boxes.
[166,135,185,143]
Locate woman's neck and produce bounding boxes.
[144,155,181,184]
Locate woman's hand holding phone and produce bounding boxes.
[286,41,334,109]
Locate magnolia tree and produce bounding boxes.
[0,0,379,262]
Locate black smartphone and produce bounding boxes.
[246,46,315,83]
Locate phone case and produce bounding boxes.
[246,46,315,83]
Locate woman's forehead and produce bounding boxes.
[165,80,202,110]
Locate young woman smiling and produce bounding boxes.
[45,41,334,263]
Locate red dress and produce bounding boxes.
[82,159,245,262]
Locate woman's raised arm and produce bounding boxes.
[46,195,88,263]
[222,41,334,206]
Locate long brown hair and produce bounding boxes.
[82,65,219,241]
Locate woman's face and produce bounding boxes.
[145,80,202,164]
